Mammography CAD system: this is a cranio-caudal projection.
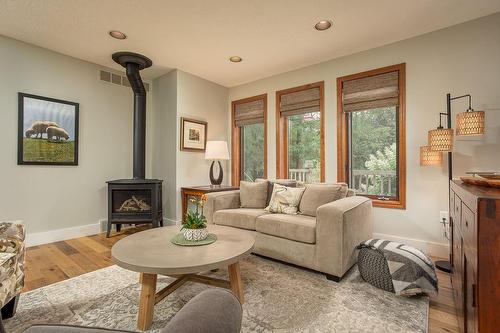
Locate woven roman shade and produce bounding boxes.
[280,87,321,117]
[234,98,265,127]
[342,71,399,112]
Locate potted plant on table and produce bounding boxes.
[182,195,208,241]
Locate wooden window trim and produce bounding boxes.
[231,94,268,186]
[337,63,406,209]
[276,81,325,182]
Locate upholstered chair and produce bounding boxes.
[0,221,25,332]
[23,289,243,333]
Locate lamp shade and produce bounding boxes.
[456,110,485,136]
[205,141,229,160]
[428,128,454,151]
[420,146,442,166]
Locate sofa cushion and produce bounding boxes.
[257,179,297,206]
[266,184,305,215]
[255,214,316,244]
[299,183,348,217]
[213,208,269,230]
[240,181,268,208]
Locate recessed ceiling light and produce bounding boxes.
[229,56,242,63]
[109,30,127,40]
[314,20,332,31]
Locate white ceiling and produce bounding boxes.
[1,0,499,87]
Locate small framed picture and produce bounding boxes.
[18,92,79,165]
[180,117,207,152]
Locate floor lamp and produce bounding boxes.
[421,93,485,273]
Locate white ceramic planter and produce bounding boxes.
[182,227,208,241]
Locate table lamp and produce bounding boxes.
[205,141,230,186]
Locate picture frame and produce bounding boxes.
[18,92,79,165]
[180,117,207,152]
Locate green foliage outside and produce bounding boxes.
[241,123,265,181]
[364,143,397,195]
[365,143,397,171]
[287,113,321,182]
[351,107,398,196]
[23,138,75,163]
[350,107,396,170]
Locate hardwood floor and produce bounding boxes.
[22,227,459,332]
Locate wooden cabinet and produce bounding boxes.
[450,180,500,333]
[181,186,239,222]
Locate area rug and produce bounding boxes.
[5,255,428,332]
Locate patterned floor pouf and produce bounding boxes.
[356,239,438,296]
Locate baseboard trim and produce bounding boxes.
[373,232,449,258]
[26,223,101,247]
[26,217,181,247]
[163,217,179,226]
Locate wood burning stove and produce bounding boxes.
[107,179,162,237]
[106,52,163,237]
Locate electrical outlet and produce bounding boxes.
[440,211,449,224]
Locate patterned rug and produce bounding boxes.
[5,255,428,332]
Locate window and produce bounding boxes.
[231,94,267,185]
[276,82,325,183]
[241,123,265,181]
[337,64,406,209]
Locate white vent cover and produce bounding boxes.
[99,70,150,92]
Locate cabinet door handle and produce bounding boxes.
[465,220,469,227]
[472,283,476,308]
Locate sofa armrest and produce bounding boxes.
[203,190,241,224]
[0,222,25,253]
[0,222,25,272]
[315,196,373,277]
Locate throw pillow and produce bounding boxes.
[266,184,305,215]
[256,179,298,206]
[240,181,268,208]
[299,183,348,217]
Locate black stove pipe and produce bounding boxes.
[112,52,152,179]
[126,62,147,179]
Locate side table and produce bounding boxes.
[181,185,239,221]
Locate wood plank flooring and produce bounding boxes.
[22,226,459,332]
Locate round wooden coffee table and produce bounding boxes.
[111,225,254,330]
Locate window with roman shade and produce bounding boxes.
[234,98,265,127]
[279,86,321,117]
[231,94,267,185]
[276,82,325,183]
[337,64,406,209]
[341,70,399,112]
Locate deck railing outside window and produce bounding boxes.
[289,168,311,182]
[351,169,397,197]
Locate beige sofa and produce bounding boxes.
[204,181,373,282]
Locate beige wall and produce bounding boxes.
[228,13,500,246]
[152,70,178,222]
[153,70,229,221]
[175,70,229,219]
[0,36,153,235]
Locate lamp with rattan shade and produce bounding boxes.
[420,146,442,166]
[428,128,454,151]
[456,110,485,136]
